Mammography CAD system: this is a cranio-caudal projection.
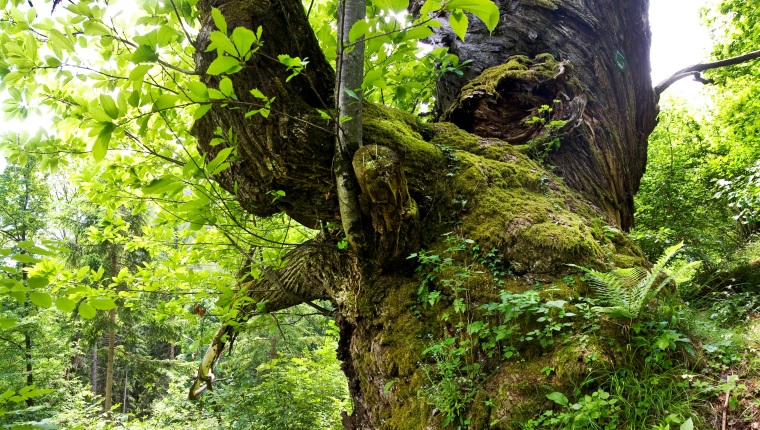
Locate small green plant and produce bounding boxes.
[525,102,567,165]
[524,389,622,430]
[571,242,699,321]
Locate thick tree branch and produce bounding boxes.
[188,236,356,399]
[655,49,760,95]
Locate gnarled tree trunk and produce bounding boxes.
[189,0,657,427]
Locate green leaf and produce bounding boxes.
[186,81,209,102]
[363,68,384,88]
[219,77,235,98]
[154,94,179,111]
[193,104,213,119]
[129,64,153,82]
[211,7,227,34]
[384,380,396,393]
[90,297,117,310]
[344,88,359,100]
[100,94,119,119]
[546,392,568,406]
[680,418,694,430]
[230,27,257,56]
[209,31,237,55]
[30,291,52,308]
[92,122,115,161]
[27,276,49,289]
[78,303,97,319]
[448,11,468,41]
[83,20,110,37]
[0,318,16,329]
[143,177,180,195]
[445,0,499,32]
[371,0,409,12]
[206,56,240,75]
[349,20,371,43]
[48,29,75,55]
[55,297,76,313]
[11,254,39,264]
[131,44,159,63]
[207,147,234,173]
[17,240,33,249]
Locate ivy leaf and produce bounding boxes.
[445,0,500,33]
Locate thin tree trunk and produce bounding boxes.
[24,333,32,407]
[268,335,278,360]
[334,0,366,250]
[122,367,128,414]
[91,342,98,399]
[169,343,175,360]
[104,308,115,414]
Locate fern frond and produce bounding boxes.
[569,242,694,320]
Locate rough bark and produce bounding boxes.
[189,0,658,427]
[104,308,115,414]
[427,0,657,230]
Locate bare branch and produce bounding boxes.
[655,49,760,95]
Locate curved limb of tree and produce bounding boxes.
[655,49,760,95]
[189,236,357,400]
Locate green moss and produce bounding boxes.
[487,358,555,428]
[458,54,561,100]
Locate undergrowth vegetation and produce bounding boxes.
[411,233,760,429]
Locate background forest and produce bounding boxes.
[0,0,759,428]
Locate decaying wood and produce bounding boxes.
[426,0,658,230]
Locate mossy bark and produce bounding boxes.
[190,0,656,428]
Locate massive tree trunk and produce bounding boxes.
[190,0,657,427]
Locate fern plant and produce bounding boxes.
[571,243,699,320]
